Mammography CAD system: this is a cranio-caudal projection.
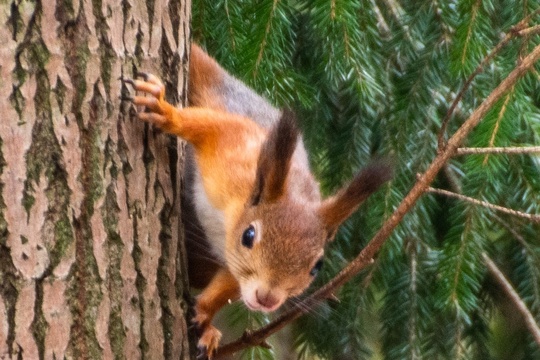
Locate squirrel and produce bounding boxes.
[123,43,392,358]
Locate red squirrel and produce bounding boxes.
[124,44,392,358]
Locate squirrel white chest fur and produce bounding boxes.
[191,167,227,262]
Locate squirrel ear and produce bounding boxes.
[319,161,393,234]
[250,109,299,206]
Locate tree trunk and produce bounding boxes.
[0,1,192,358]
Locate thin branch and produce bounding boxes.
[442,164,463,193]
[492,213,540,307]
[427,187,540,223]
[483,253,540,345]
[492,213,531,250]
[437,8,540,150]
[518,24,540,37]
[214,37,540,360]
[456,146,540,155]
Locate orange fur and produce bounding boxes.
[195,269,240,325]
[163,107,267,215]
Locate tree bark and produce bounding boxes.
[0,0,192,358]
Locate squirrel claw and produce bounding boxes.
[125,74,165,100]
[136,71,150,80]
[120,78,135,86]
[196,345,209,360]
[196,324,221,360]
[136,72,164,87]
[119,95,134,102]
[120,72,171,123]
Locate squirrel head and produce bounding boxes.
[226,110,392,313]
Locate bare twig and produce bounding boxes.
[214,38,540,360]
[483,253,540,345]
[442,165,463,193]
[427,187,540,223]
[518,24,540,37]
[456,146,540,155]
[492,213,531,249]
[437,8,540,150]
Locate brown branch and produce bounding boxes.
[518,24,540,37]
[483,253,540,345]
[437,8,540,151]
[214,37,540,360]
[427,187,540,223]
[456,146,540,155]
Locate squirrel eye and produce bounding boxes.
[241,224,256,249]
[310,259,323,276]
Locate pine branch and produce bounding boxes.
[381,0,413,43]
[483,88,515,164]
[437,8,540,150]
[214,36,540,360]
[483,253,540,345]
[253,0,279,78]
[427,187,540,223]
[459,0,482,68]
[456,146,540,155]
[223,2,237,51]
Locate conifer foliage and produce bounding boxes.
[192,1,540,359]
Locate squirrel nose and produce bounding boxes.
[255,289,279,309]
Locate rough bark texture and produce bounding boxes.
[0,0,192,359]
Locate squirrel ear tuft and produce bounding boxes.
[319,161,393,235]
[250,109,299,206]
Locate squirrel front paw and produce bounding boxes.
[197,324,222,360]
[192,313,222,359]
[121,72,174,127]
